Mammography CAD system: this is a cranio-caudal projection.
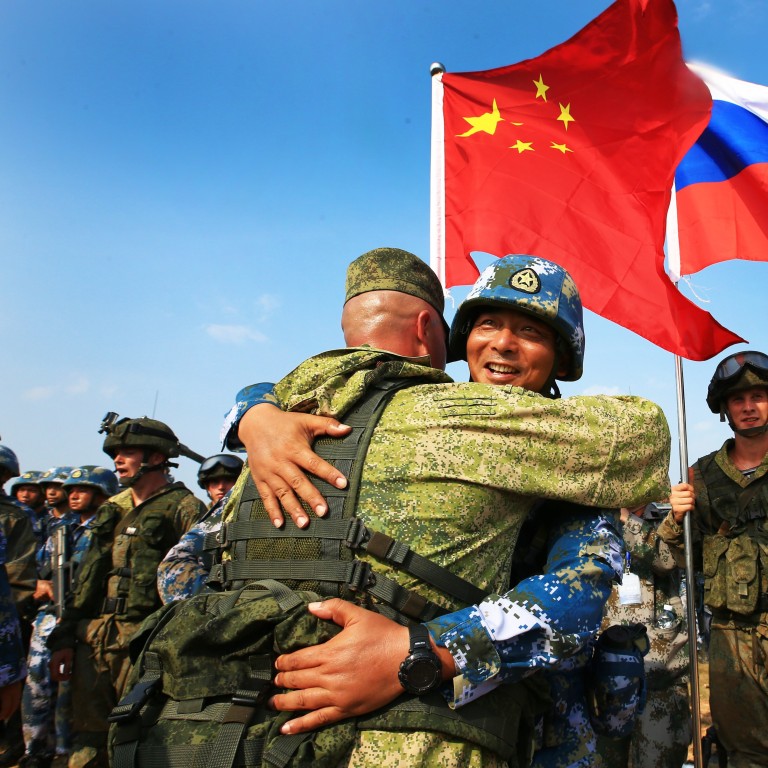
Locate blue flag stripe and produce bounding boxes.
[675,99,768,190]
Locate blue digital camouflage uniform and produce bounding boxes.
[22,512,97,762]
[597,508,691,767]
[219,349,670,766]
[157,494,229,603]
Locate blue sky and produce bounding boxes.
[2,0,767,498]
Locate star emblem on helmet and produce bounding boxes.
[509,268,541,294]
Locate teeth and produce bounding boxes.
[488,363,517,374]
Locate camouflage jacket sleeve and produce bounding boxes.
[0,532,26,686]
[622,513,679,577]
[425,509,623,707]
[1,503,38,613]
[220,383,279,451]
[158,502,224,603]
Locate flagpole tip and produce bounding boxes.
[430,62,445,76]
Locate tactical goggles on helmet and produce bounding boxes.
[199,454,243,474]
[711,351,768,385]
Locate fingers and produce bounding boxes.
[305,598,359,625]
[276,706,344,735]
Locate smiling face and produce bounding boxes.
[725,386,768,434]
[465,307,562,393]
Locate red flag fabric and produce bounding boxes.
[434,0,745,361]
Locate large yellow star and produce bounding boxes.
[457,99,503,137]
[557,103,575,130]
[511,140,534,153]
[551,142,572,154]
[533,74,549,101]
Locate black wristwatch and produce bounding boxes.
[398,624,443,695]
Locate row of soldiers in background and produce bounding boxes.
[0,439,243,768]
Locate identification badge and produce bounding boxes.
[618,573,642,605]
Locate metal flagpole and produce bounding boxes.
[673,354,703,768]
[429,62,446,287]
[667,182,703,768]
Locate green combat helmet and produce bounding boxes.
[706,350,768,436]
[102,416,181,459]
[449,254,585,397]
[101,415,181,487]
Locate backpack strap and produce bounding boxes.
[210,377,486,618]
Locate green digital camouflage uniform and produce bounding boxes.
[597,511,691,767]
[48,483,204,768]
[658,441,768,768]
[220,347,671,767]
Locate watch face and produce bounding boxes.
[408,658,441,690]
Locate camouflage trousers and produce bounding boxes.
[709,620,768,768]
[21,608,72,758]
[531,668,598,768]
[596,678,691,768]
[69,616,139,768]
[346,730,508,768]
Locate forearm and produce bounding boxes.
[426,511,621,707]
[220,383,279,450]
[158,522,216,603]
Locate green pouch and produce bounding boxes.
[725,534,759,615]
[702,535,730,611]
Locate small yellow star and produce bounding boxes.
[557,103,575,130]
[511,140,534,153]
[533,74,549,101]
[457,99,503,137]
[551,142,572,154]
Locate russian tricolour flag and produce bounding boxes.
[670,63,768,279]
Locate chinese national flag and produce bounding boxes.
[432,0,745,360]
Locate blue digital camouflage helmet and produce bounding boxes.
[39,466,76,486]
[63,466,120,498]
[448,255,585,392]
[10,469,43,496]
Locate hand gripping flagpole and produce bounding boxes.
[667,183,704,768]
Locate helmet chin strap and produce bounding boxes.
[722,406,768,438]
[539,345,564,400]
[118,451,174,488]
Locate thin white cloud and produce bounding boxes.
[255,294,281,322]
[691,419,716,433]
[66,376,90,395]
[23,385,56,401]
[205,324,267,345]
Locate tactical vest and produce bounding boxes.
[100,484,197,621]
[694,451,768,618]
[110,378,550,767]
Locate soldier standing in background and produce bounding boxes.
[597,502,691,767]
[20,467,118,768]
[47,418,205,768]
[0,447,38,768]
[661,351,768,768]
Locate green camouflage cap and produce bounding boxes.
[344,247,450,350]
[345,247,445,316]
